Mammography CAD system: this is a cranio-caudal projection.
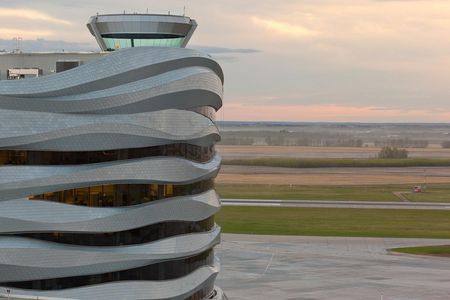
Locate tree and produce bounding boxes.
[378,146,408,159]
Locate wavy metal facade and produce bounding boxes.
[0,14,224,300]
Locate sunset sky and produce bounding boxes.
[1,0,450,122]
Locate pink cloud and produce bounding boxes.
[220,103,450,123]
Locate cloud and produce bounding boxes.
[251,16,319,37]
[191,46,260,63]
[0,29,53,39]
[222,103,450,123]
[192,46,260,54]
[0,38,97,52]
[210,56,239,63]
[0,8,71,25]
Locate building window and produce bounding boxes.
[29,179,215,207]
[0,144,215,165]
[15,216,215,246]
[0,250,215,292]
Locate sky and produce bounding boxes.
[1,0,450,122]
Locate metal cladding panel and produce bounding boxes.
[0,155,221,201]
[0,227,220,281]
[0,47,223,98]
[0,45,224,299]
[94,21,192,36]
[0,190,220,233]
[3,261,220,300]
[0,109,220,150]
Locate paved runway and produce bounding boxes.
[2,234,450,300]
[216,234,450,300]
[222,199,450,210]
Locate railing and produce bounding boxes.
[1,291,75,300]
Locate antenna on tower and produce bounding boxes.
[13,37,22,53]
[183,6,186,16]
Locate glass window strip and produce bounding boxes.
[1,250,215,292]
[0,144,215,166]
[29,180,215,207]
[10,217,215,246]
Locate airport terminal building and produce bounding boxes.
[0,14,224,300]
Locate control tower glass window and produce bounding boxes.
[103,38,132,49]
[103,37,185,50]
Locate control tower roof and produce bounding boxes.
[87,13,197,51]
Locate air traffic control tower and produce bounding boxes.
[0,13,224,300]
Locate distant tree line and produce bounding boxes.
[220,134,363,147]
[219,131,433,149]
[317,139,363,147]
[374,139,428,148]
[378,146,408,159]
[266,137,363,147]
[220,136,254,145]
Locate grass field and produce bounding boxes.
[404,186,450,202]
[216,206,450,238]
[217,183,401,201]
[217,183,450,202]
[217,145,450,160]
[222,157,450,168]
[392,245,450,257]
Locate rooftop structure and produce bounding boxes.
[87,13,197,51]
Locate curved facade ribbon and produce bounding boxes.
[0,13,224,300]
[0,109,220,151]
[0,190,220,233]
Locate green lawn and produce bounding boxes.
[392,245,450,257]
[223,157,450,168]
[216,183,450,202]
[216,206,450,238]
[404,186,450,202]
